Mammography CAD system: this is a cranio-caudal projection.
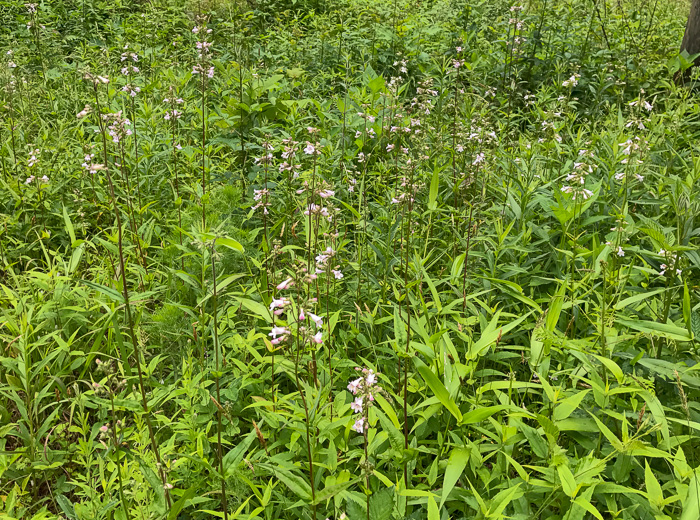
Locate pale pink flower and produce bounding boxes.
[308,312,323,328]
[365,370,377,385]
[276,277,293,290]
[350,397,363,413]
[347,378,362,394]
[269,326,289,339]
[352,417,366,433]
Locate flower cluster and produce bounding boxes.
[253,188,270,214]
[658,249,682,277]
[164,109,182,120]
[314,246,342,279]
[25,174,49,185]
[82,153,95,171]
[27,148,40,168]
[561,160,595,201]
[269,266,325,346]
[121,85,140,97]
[192,20,215,79]
[76,104,92,119]
[102,111,133,144]
[303,142,321,156]
[121,64,139,76]
[83,71,109,86]
[118,46,141,96]
[562,73,580,88]
[347,367,381,434]
[391,175,423,205]
[304,203,332,221]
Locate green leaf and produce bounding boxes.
[223,430,256,474]
[557,464,578,498]
[215,236,244,253]
[680,468,700,520]
[235,298,272,323]
[271,467,311,501]
[553,390,590,422]
[616,318,692,342]
[374,407,404,453]
[460,405,509,425]
[138,460,165,515]
[369,487,394,520]
[614,288,667,310]
[639,391,670,448]
[488,483,523,517]
[644,460,663,511]
[62,205,76,245]
[440,447,469,508]
[516,420,549,459]
[589,413,623,452]
[414,358,462,423]
[691,311,700,340]
[312,478,359,505]
[81,280,124,303]
[427,494,439,520]
[470,310,533,359]
[56,495,77,520]
[167,486,197,520]
[572,492,604,520]
[592,355,624,384]
[428,168,439,210]
[684,282,692,331]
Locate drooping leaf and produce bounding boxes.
[414,358,462,423]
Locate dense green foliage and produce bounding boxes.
[1,0,700,518]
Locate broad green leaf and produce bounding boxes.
[81,280,124,303]
[645,460,663,511]
[369,487,394,520]
[589,413,623,452]
[680,468,700,520]
[414,358,462,422]
[557,464,578,497]
[56,495,77,520]
[470,310,534,359]
[572,492,604,520]
[440,447,469,508]
[271,467,311,501]
[215,236,244,253]
[488,483,523,516]
[614,288,667,310]
[428,494,439,520]
[374,407,404,453]
[62,204,76,245]
[553,390,590,421]
[312,478,359,505]
[138,460,165,515]
[616,318,692,342]
[639,391,670,448]
[167,486,198,520]
[592,355,624,384]
[235,298,272,323]
[460,405,509,425]
[516,420,549,459]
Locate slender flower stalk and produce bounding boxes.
[87,72,171,510]
[193,19,214,227]
[210,242,229,520]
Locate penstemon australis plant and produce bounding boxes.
[83,71,171,511]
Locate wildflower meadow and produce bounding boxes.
[1,0,700,518]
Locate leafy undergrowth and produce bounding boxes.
[1,0,700,519]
